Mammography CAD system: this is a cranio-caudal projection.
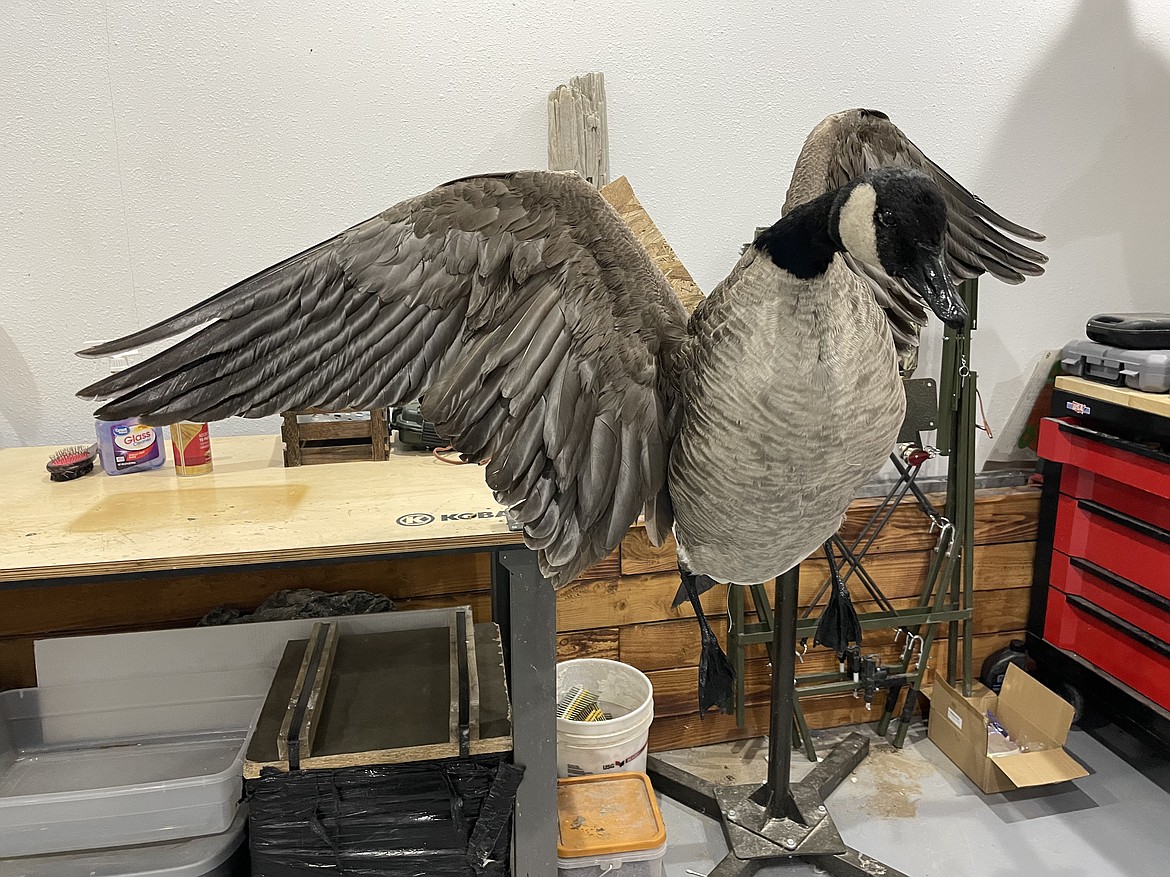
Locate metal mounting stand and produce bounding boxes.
[649,567,909,876]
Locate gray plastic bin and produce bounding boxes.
[0,806,247,877]
[0,671,268,857]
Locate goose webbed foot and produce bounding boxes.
[812,539,862,654]
[679,565,735,716]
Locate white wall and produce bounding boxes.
[3,0,1168,463]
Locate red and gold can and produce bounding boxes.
[169,422,214,476]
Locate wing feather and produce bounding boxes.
[77,171,687,586]
[784,109,1047,356]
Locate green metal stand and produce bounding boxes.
[937,278,979,696]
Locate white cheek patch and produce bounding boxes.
[837,183,881,266]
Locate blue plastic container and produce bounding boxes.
[95,419,166,475]
[90,352,167,476]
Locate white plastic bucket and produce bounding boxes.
[556,659,654,778]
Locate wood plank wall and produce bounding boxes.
[0,486,1038,752]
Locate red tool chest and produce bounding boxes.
[1037,417,1170,712]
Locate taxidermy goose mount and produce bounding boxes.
[77,109,1046,715]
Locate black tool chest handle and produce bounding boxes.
[1066,594,1170,661]
[1069,556,1170,615]
[1076,498,1170,546]
[1057,420,1170,468]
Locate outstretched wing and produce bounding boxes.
[784,108,1048,355]
[77,171,689,587]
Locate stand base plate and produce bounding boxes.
[649,732,910,877]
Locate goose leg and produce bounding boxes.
[812,539,862,657]
[679,565,736,715]
[671,567,721,607]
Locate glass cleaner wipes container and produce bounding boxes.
[93,352,167,475]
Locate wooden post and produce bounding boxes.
[548,72,609,187]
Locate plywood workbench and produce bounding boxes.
[0,435,555,877]
[1,435,525,584]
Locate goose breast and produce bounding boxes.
[669,253,904,584]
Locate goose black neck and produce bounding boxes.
[754,190,843,279]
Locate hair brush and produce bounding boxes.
[46,444,98,482]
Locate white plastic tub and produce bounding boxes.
[557,841,667,877]
[0,670,269,858]
[0,805,247,877]
[556,659,654,777]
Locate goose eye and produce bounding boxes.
[876,209,895,228]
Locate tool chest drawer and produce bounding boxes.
[1049,551,1170,643]
[1044,588,1170,711]
[1053,493,1170,596]
[1059,466,1170,533]
[1038,418,1170,501]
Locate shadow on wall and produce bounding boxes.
[971,0,1169,457]
[980,0,1170,306]
[0,326,44,447]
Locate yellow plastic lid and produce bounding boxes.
[557,772,667,858]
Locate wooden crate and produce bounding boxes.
[280,408,391,466]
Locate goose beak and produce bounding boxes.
[902,249,967,330]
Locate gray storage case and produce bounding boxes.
[1060,339,1170,393]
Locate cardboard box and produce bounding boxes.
[928,664,1089,794]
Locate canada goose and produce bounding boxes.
[77,109,1045,714]
[785,109,1047,360]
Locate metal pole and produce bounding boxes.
[765,566,802,819]
[496,549,558,877]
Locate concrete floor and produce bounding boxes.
[655,716,1170,876]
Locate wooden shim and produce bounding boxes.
[548,72,608,187]
[600,176,706,313]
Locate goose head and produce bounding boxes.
[832,167,967,330]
